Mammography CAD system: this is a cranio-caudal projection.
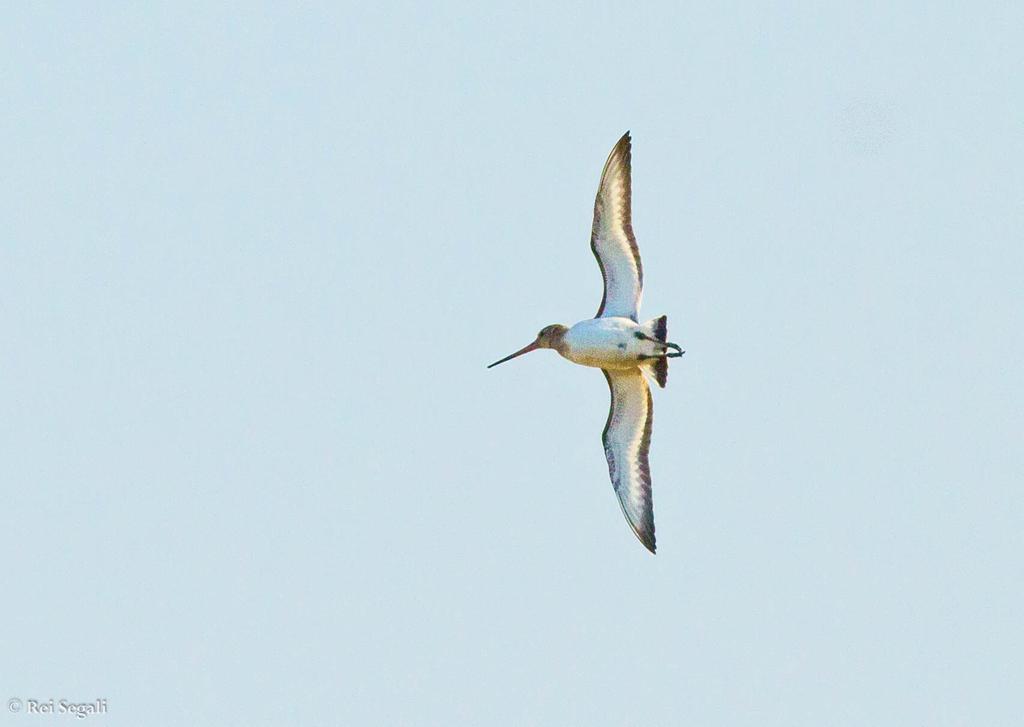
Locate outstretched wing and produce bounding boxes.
[601,368,656,553]
[591,132,643,321]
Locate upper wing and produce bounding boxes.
[601,368,656,553]
[591,132,643,321]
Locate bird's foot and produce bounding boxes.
[635,332,685,357]
[638,348,685,361]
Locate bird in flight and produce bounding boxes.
[488,132,683,554]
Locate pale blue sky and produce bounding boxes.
[2,3,1022,726]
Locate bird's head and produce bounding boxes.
[487,324,568,368]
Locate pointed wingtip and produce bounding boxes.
[631,523,657,554]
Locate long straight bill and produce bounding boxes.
[487,339,540,368]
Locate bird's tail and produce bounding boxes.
[640,315,669,388]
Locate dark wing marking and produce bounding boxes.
[591,132,643,321]
[601,368,656,553]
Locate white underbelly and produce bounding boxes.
[560,318,654,369]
